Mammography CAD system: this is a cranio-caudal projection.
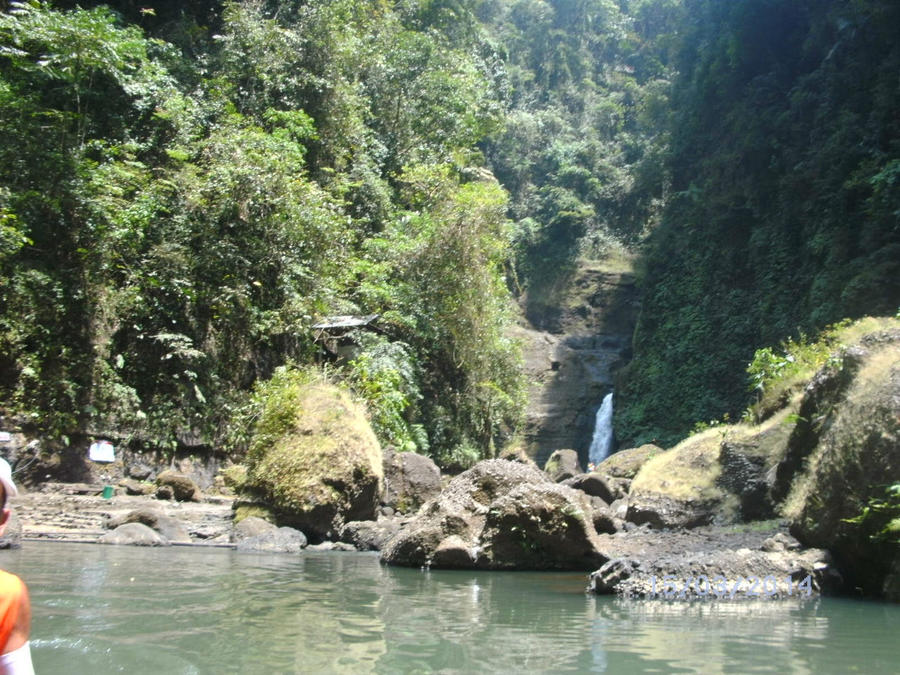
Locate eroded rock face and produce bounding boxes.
[381,459,607,570]
[381,448,441,514]
[99,522,170,546]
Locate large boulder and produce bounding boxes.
[381,448,441,514]
[543,449,582,482]
[236,527,307,553]
[156,470,201,502]
[562,473,615,503]
[381,459,607,570]
[106,506,192,543]
[98,522,170,546]
[244,383,383,539]
[784,325,900,598]
[626,410,793,529]
[596,444,662,479]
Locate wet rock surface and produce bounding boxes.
[381,459,606,570]
[589,524,839,599]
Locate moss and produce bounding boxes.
[245,379,383,534]
[233,504,276,525]
[220,464,248,491]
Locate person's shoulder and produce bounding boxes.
[0,571,24,594]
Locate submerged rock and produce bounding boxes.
[381,459,607,570]
[99,522,170,546]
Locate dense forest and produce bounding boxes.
[0,0,897,463]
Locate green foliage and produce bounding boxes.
[842,484,900,545]
[617,0,900,446]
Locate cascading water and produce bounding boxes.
[587,392,614,467]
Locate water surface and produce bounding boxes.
[2,543,898,673]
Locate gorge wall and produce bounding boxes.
[511,259,641,468]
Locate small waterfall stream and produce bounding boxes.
[587,392,614,467]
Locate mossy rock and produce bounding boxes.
[785,324,900,597]
[220,464,248,491]
[245,383,383,537]
[627,410,793,528]
[596,444,662,479]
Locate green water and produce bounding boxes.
[2,542,898,673]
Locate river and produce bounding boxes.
[2,542,898,673]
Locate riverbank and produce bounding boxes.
[9,483,235,545]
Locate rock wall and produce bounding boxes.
[511,260,640,468]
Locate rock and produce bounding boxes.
[339,519,402,552]
[543,449,582,482]
[589,525,838,598]
[98,522,170,547]
[381,459,607,570]
[119,478,153,496]
[127,462,154,481]
[497,444,539,468]
[236,527,307,553]
[219,465,248,492]
[106,507,192,544]
[588,497,618,535]
[0,511,22,549]
[244,383,383,538]
[382,448,442,514]
[563,473,614,503]
[306,541,356,552]
[156,485,175,501]
[606,477,631,501]
[596,444,662,479]
[626,411,792,529]
[237,527,306,553]
[232,516,277,542]
[156,470,201,502]
[784,325,900,597]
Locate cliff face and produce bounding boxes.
[510,259,641,468]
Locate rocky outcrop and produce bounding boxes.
[381,459,607,570]
[784,326,900,597]
[381,448,441,514]
[589,527,839,598]
[244,383,383,539]
[99,522,170,546]
[626,410,793,529]
[543,449,582,482]
[105,506,192,543]
[156,471,202,502]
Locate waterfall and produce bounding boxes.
[588,392,614,467]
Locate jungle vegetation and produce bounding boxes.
[0,0,897,462]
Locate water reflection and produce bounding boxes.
[1,544,898,674]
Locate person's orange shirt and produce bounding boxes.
[0,571,25,652]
